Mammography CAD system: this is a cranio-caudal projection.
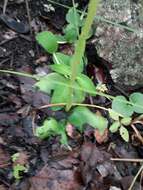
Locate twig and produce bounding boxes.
[128,164,143,190]
[131,124,143,144]
[32,110,36,135]
[38,102,109,111]
[3,0,8,14]
[111,158,143,162]
[25,0,32,34]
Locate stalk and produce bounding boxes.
[66,0,100,110]
[0,69,37,80]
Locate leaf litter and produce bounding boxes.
[0,0,143,189]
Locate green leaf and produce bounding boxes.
[11,153,20,162]
[77,74,96,95]
[58,123,68,145]
[68,106,108,133]
[55,35,67,44]
[108,109,120,120]
[109,121,120,133]
[35,73,65,94]
[64,24,78,43]
[121,117,132,126]
[36,31,58,53]
[112,96,134,117]
[50,64,71,76]
[53,52,71,65]
[119,126,129,142]
[13,164,27,180]
[129,92,143,113]
[72,82,85,103]
[36,118,68,145]
[36,118,58,139]
[51,81,70,104]
[66,7,82,27]
[51,81,85,106]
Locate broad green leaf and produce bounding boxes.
[36,31,58,53]
[129,92,143,113]
[64,24,78,43]
[119,126,129,142]
[51,81,70,104]
[109,121,120,133]
[35,73,65,94]
[66,7,82,27]
[36,118,58,139]
[53,52,71,65]
[51,81,85,106]
[121,117,132,126]
[50,64,71,76]
[112,96,134,117]
[36,118,68,145]
[68,106,108,134]
[77,74,96,95]
[108,109,120,120]
[72,82,85,103]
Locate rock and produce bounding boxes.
[94,0,143,88]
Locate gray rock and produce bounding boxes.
[94,0,143,88]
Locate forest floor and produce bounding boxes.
[0,1,143,190]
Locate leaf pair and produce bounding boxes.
[112,92,143,117]
[109,109,132,142]
[64,7,83,42]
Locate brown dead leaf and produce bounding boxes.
[0,185,7,190]
[94,128,109,144]
[29,156,82,190]
[0,145,10,168]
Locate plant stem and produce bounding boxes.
[111,158,143,162]
[46,0,139,34]
[0,69,37,80]
[66,0,100,111]
[128,164,143,190]
[38,102,108,111]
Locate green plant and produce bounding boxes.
[11,153,27,180]
[0,0,143,145]
[35,0,102,144]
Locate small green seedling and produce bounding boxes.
[11,153,27,180]
[13,164,27,180]
[109,92,143,142]
[36,118,68,145]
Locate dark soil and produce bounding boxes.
[0,1,143,190]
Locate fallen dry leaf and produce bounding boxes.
[94,128,109,144]
[29,158,82,190]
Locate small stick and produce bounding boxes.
[128,164,143,190]
[131,124,143,144]
[3,0,8,14]
[111,158,143,162]
[25,0,32,34]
